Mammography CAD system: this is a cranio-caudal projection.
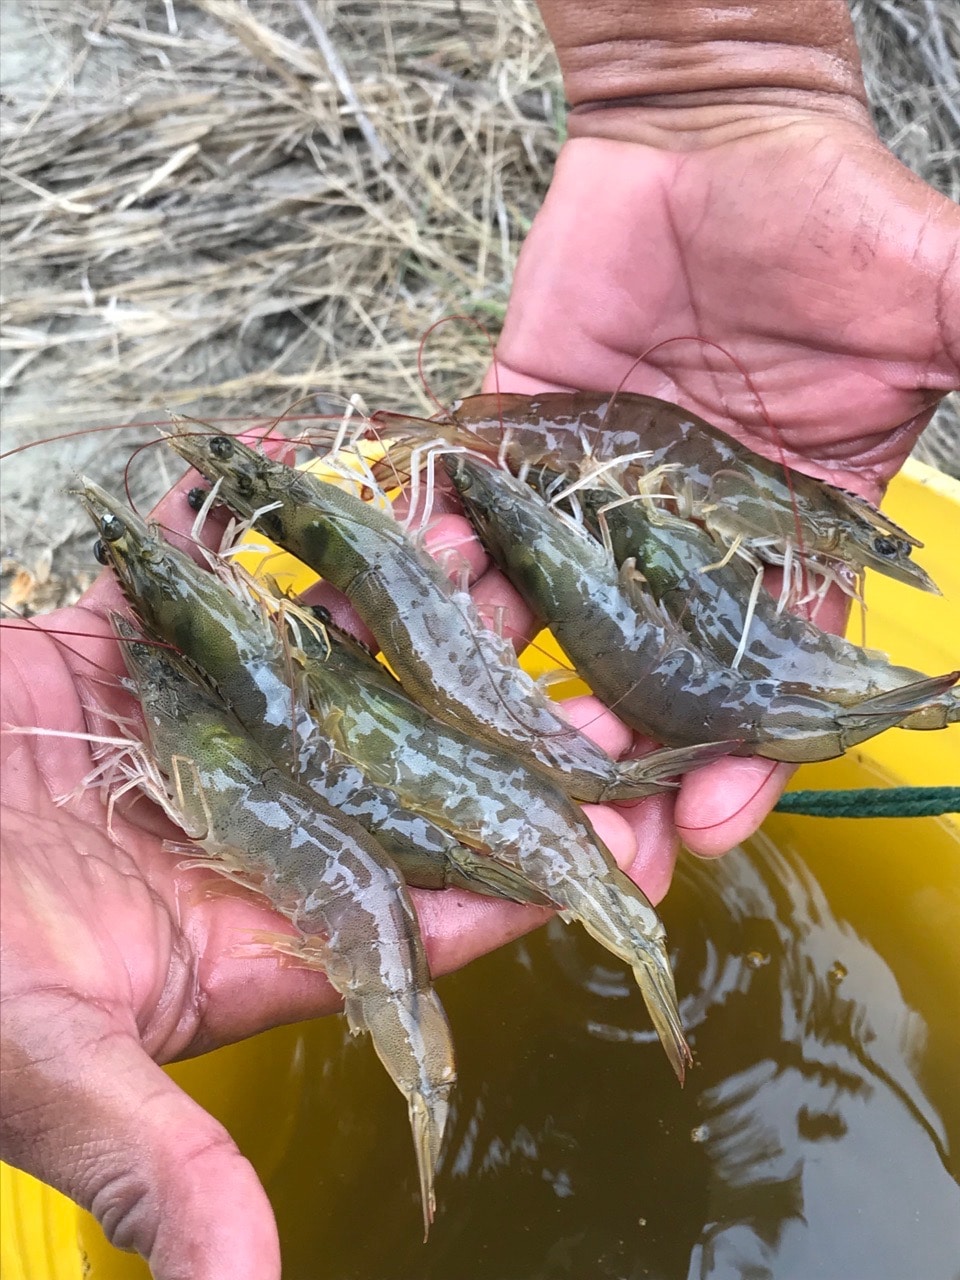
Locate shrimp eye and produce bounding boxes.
[100,514,126,542]
[311,605,332,624]
[93,539,110,565]
[234,470,255,497]
[873,535,899,557]
[209,436,234,459]
[187,486,210,511]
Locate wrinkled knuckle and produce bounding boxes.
[89,1164,160,1258]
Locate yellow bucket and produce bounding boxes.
[2,459,957,1278]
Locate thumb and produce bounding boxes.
[1,998,279,1280]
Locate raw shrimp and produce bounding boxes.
[166,427,731,804]
[373,391,937,597]
[293,609,693,1083]
[80,480,540,905]
[574,490,960,731]
[445,456,957,763]
[110,614,456,1237]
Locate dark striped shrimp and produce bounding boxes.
[79,479,541,906]
[445,456,957,763]
[573,491,960,732]
[110,614,457,1237]
[293,610,693,1083]
[165,426,732,804]
[372,391,937,597]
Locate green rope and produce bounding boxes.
[773,786,960,818]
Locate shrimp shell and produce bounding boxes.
[372,391,937,596]
[111,614,456,1236]
[445,456,957,763]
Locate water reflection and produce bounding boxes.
[262,821,960,1280]
[667,832,958,1279]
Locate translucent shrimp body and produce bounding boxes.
[374,391,937,595]
[166,428,726,804]
[79,480,536,904]
[578,493,960,732]
[293,613,692,1082]
[446,457,957,763]
[111,616,456,1236]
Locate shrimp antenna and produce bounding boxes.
[415,313,499,419]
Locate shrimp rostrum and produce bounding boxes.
[110,614,456,1237]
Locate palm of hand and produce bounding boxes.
[1,617,276,1276]
[1,613,344,1058]
[493,121,959,490]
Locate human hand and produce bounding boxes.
[1,477,668,1280]
[486,0,960,855]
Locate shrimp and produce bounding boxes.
[79,480,541,906]
[109,614,456,1237]
[575,491,960,731]
[372,391,937,597]
[165,427,732,804]
[293,610,693,1084]
[445,456,958,763]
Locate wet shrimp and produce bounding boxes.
[293,609,693,1083]
[80,480,541,906]
[372,391,937,598]
[110,614,456,1237]
[574,490,960,731]
[445,456,957,763]
[166,426,730,804]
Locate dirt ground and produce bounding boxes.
[1,0,957,612]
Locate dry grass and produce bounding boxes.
[1,0,561,428]
[850,0,959,472]
[0,0,957,605]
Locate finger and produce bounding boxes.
[421,513,490,584]
[562,697,681,898]
[469,564,541,653]
[386,466,462,524]
[675,756,794,857]
[298,578,379,651]
[560,693,634,758]
[616,793,680,905]
[409,889,553,975]
[1,995,280,1280]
